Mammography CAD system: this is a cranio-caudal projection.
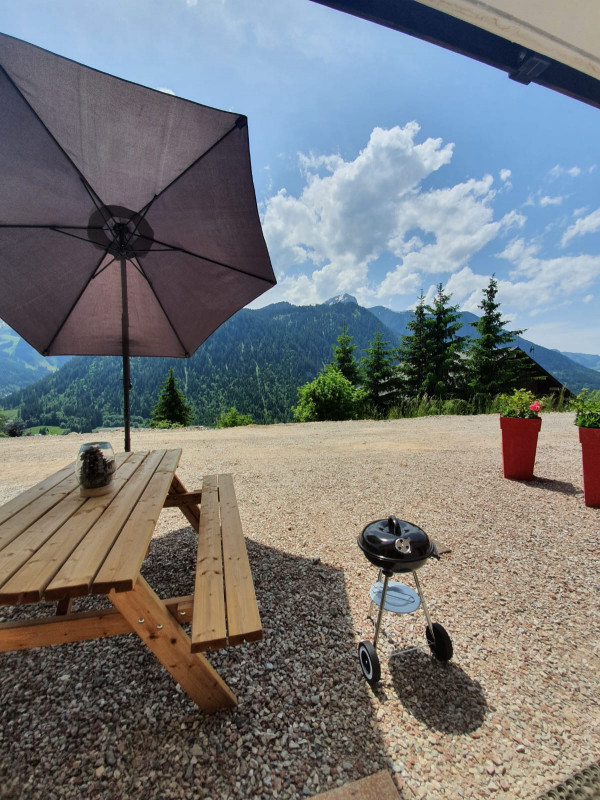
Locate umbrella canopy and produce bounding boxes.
[0,33,276,449]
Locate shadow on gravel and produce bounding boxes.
[528,477,580,496]
[0,526,389,800]
[388,649,487,734]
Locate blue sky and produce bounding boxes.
[1,0,599,354]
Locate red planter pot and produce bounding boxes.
[579,427,600,507]
[500,416,542,481]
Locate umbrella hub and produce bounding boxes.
[87,204,155,261]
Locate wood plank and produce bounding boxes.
[190,475,227,652]
[92,449,182,593]
[218,474,262,647]
[0,463,75,527]
[0,473,80,553]
[0,453,132,539]
[43,451,166,600]
[0,453,148,605]
[0,595,194,652]
[163,490,203,508]
[167,474,200,531]
[109,576,237,712]
[0,489,87,591]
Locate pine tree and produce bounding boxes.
[467,275,525,395]
[362,327,399,415]
[423,283,468,398]
[331,321,362,385]
[151,368,192,427]
[398,292,430,396]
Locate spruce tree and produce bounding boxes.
[332,321,361,385]
[362,327,399,415]
[151,367,192,427]
[423,283,468,398]
[467,275,525,396]
[398,292,430,396]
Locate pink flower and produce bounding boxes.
[530,402,541,412]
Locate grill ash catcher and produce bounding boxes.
[356,515,453,684]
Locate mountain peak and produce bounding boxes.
[323,293,358,306]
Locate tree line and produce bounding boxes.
[293,277,535,421]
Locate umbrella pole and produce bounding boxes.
[120,254,131,452]
[123,352,131,453]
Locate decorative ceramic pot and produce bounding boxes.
[500,417,542,481]
[75,441,116,497]
[579,427,600,507]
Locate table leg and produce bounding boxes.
[167,474,200,532]
[108,576,237,712]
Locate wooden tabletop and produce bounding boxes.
[0,449,181,606]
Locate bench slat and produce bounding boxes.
[218,474,262,647]
[191,475,227,651]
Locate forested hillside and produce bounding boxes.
[0,322,69,396]
[3,298,600,433]
[3,303,393,431]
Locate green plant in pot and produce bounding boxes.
[498,389,543,481]
[572,389,600,507]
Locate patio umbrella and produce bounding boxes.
[0,33,276,450]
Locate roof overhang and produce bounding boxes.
[310,0,600,109]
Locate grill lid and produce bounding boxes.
[357,515,439,570]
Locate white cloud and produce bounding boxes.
[263,123,457,300]
[539,195,563,207]
[549,164,582,179]
[497,236,600,309]
[561,207,600,246]
[500,169,511,182]
[156,87,175,95]
[583,294,594,303]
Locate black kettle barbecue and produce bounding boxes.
[356,515,453,685]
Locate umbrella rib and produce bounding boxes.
[41,247,110,355]
[124,196,155,251]
[48,226,104,246]
[92,255,118,279]
[0,66,107,211]
[130,254,190,356]
[135,233,276,285]
[149,116,247,206]
[80,177,112,225]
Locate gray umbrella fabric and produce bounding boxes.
[0,33,276,449]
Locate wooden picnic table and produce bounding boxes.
[0,448,262,712]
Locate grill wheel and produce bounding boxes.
[358,640,381,684]
[425,622,453,661]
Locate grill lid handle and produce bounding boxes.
[387,515,402,536]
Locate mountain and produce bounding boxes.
[369,306,479,340]
[560,351,600,372]
[0,321,70,397]
[323,293,358,305]
[3,298,600,432]
[2,302,391,430]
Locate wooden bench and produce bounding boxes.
[166,472,262,653]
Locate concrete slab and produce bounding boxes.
[312,770,401,800]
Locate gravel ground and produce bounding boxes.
[0,413,598,800]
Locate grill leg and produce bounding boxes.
[413,571,435,638]
[373,572,391,650]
